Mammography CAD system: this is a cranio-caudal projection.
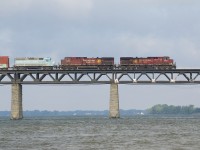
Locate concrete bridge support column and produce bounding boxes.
[109,83,120,118]
[11,84,23,120]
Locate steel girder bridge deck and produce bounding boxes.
[0,69,200,84]
[1,69,200,120]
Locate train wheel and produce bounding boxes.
[44,67,52,70]
[18,67,26,70]
[61,66,65,70]
[98,66,103,70]
[165,66,169,70]
[154,66,158,70]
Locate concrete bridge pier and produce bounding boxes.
[109,83,120,118]
[11,84,23,120]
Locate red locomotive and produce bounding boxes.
[120,56,176,70]
[60,57,114,70]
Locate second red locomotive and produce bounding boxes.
[120,56,176,70]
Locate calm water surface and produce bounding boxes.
[0,116,200,150]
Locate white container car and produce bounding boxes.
[14,57,55,70]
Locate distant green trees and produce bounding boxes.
[147,104,200,114]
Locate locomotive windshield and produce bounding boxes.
[164,57,169,60]
[44,57,51,62]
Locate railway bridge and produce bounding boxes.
[1,69,200,120]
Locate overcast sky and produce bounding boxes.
[1,0,200,111]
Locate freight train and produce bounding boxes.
[0,56,176,70]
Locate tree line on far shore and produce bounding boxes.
[147,104,200,114]
[1,105,200,116]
